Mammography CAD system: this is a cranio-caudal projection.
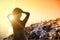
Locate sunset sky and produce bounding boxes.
[0,0,60,39]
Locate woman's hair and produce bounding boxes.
[12,8,23,15]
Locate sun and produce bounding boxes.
[9,15,14,20]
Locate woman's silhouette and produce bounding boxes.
[8,8,30,40]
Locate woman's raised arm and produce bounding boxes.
[23,12,30,24]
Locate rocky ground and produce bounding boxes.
[3,18,60,40]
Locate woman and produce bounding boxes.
[8,8,30,40]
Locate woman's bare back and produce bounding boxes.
[9,11,30,40]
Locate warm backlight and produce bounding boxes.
[9,15,14,20]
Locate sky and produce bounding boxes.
[0,0,60,39]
